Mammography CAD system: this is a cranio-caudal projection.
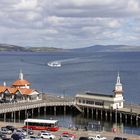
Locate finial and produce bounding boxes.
[3,81,6,86]
[116,72,121,84]
[19,69,24,80]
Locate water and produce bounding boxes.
[0,51,140,134]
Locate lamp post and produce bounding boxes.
[115,106,118,134]
[14,102,16,124]
[26,111,29,138]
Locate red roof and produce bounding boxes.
[12,79,30,86]
[17,88,34,95]
[6,87,18,94]
[0,86,7,93]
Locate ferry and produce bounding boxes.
[48,61,61,67]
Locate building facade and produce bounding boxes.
[75,73,124,110]
[0,70,41,102]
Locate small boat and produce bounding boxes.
[48,61,61,67]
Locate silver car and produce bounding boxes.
[60,134,75,140]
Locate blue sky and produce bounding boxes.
[0,0,140,49]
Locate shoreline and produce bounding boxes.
[0,121,139,140]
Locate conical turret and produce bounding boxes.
[114,72,123,97]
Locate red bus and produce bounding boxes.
[23,119,59,131]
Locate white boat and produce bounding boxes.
[48,61,61,67]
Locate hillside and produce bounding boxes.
[0,44,140,52]
[71,45,140,52]
[0,44,64,52]
[0,44,28,51]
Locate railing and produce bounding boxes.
[0,100,75,114]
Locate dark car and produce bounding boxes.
[2,138,13,140]
[6,125,16,132]
[11,133,25,140]
[22,128,34,135]
[1,127,12,134]
[0,131,6,139]
[114,137,127,140]
[79,137,89,140]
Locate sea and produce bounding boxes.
[0,51,140,135]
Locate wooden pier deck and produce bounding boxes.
[0,94,139,125]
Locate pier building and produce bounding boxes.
[75,73,124,110]
[0,70,41,102]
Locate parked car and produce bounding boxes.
[22,128,34,135]
[30,135,42,140]
[1,127,12,134]
[114,137,127,140]
[16,128,27,136]
[11,133,30,140]
[60,134,75,140]
[38,130,49,136]
[5,125,16,132]
[39,132,55,139]
[61,132,76,138]
[89,135,107,140]
[11,133,25,140]
[0,131,6,139]
[79,137,89,140]
[2,138,13,140]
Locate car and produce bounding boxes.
[22,128,34,135]
[30,135,42,140]
[6,125,16,132]
[0,131,6,139]
[60,134,75,140]
[39,132,55,139]
[2,138,13,140]
[113,137,128,140]
[89,135,107,140]
[38,130,50,136]
[79,137,89,140]
[1,127,12,134]
[16,128,27,136]
[61,132,76,138]
[11,133,25,140]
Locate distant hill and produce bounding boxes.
[0,43,140,52]
[27,47,64,52]
[0,44,28,51]
[71,45,140,52]
[0,44,65,52]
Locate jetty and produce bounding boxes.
[0,94,139,126]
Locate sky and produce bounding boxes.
[0,0,140,49]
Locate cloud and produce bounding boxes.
[0,0,140,49]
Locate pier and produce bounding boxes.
[0,94,139,126]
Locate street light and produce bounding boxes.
[26,111,29,138]
[14,102,16,124]
[115,106,118,133]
